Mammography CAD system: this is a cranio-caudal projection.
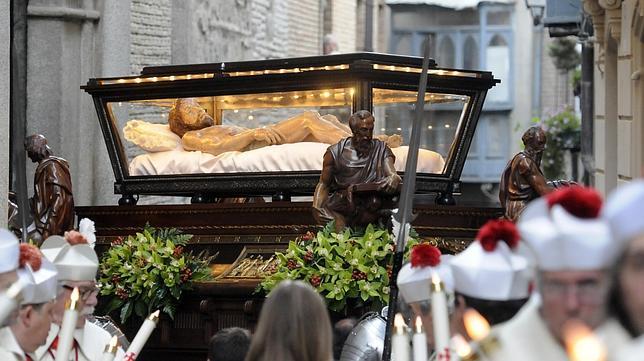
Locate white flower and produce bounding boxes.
[350,258,359,266]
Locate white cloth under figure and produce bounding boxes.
[0,327,32,361]
[34,322,125,361]
[129,143,446,175]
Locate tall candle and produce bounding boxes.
[55,287,80,361]
[412,316,428,361]
[122,310,160,360]
[431,272,450,361]
[101,335,120,361]
[0,280,22,326]
[392,313,410,361]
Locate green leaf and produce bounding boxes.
[134,300,147,318]
[120,301,134,324]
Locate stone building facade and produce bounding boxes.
[582,0,644,193]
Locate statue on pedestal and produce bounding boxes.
[24,134,75,244]
[499,126,572,222]
[312,110,401,231]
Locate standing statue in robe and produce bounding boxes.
[313,110,402,231]
[24,134,74,244]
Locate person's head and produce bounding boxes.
[521,126,546,157]
[245,280,333,361]
[25,134,52,163]
[41,232,100,329]
[323,34,339,55]
[168,98,215,136]
[333,318,357,360]
[518,186,615,344]
[602,180,644,336]
[12,301,55,353]
[207,327,251,361]
[348,110,375,158]
[10,243,58,352]
[450,219,533,330]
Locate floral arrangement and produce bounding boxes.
[259,222,434,313]
[98,225,215,324]
[532,107,580,179]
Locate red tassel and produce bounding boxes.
[410,244,441,268]
[477,219,520,252]
[19,244,43,272]
[546,186,602,219]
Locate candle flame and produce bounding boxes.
[451,334,473,358]
[70,287,80,302]
[563,319,606,361]
[415,316,423,333]
[463,308,490,342]
[394,313,407,335]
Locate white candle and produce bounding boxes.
[122,310,160,360]
[101,335,120,361]
[412,316,428,361]
[431,272,451,361]
[392,313,410,361]
[55,287,80,361]
[0,281,22,326]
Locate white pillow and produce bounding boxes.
[123,120,182,152]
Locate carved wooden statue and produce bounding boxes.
[312,110,402,231]
[499,126,573,222]
[24,134,75,244]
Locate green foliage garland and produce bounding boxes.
[259,222,430,313]
[98,225,214,324]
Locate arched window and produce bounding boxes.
[486,34,510,103]
[463,36,479,69]
[437,36,455,68]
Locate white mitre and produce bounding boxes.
[41,233,99,281]
[518,187,615,271]
[397,244,453,304]
[450,220,532,301]
[17,247,58,305]
[0,229,20,273]
[602,180,644,245]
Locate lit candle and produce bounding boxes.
[55,287,80,361]
[101,336,120,361]
[0,281,22,326]
[563,319,606,361]
[392,313,410,361]
[451,334,476,361]
[412,316,428,361]
[122,310,160,360]
[463,309,490,342]
[431,272,451,361]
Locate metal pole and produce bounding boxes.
[580,16,594,186]
[10,0,29,242]
[382,35,432,361]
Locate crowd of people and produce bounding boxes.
[2,182,644,361]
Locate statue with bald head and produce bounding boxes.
[24,134,74,244]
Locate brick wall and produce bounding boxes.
[286,0,322,57]
[130,0,172,74]
[252,0,289,59]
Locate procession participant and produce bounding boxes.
[599,180,644,350]
[450,219,533,328]
[0,244,58,360]
[0,229,21,327]
[397,244,455,358]
[482,186,615,361]
[34,232,125,361]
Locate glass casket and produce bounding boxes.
[82,53,499,204]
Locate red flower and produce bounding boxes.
[410,244,441,268]
[546,186,602,219]
[64,230,88,245]
[477,219,520,252]
[19,244,42,271]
